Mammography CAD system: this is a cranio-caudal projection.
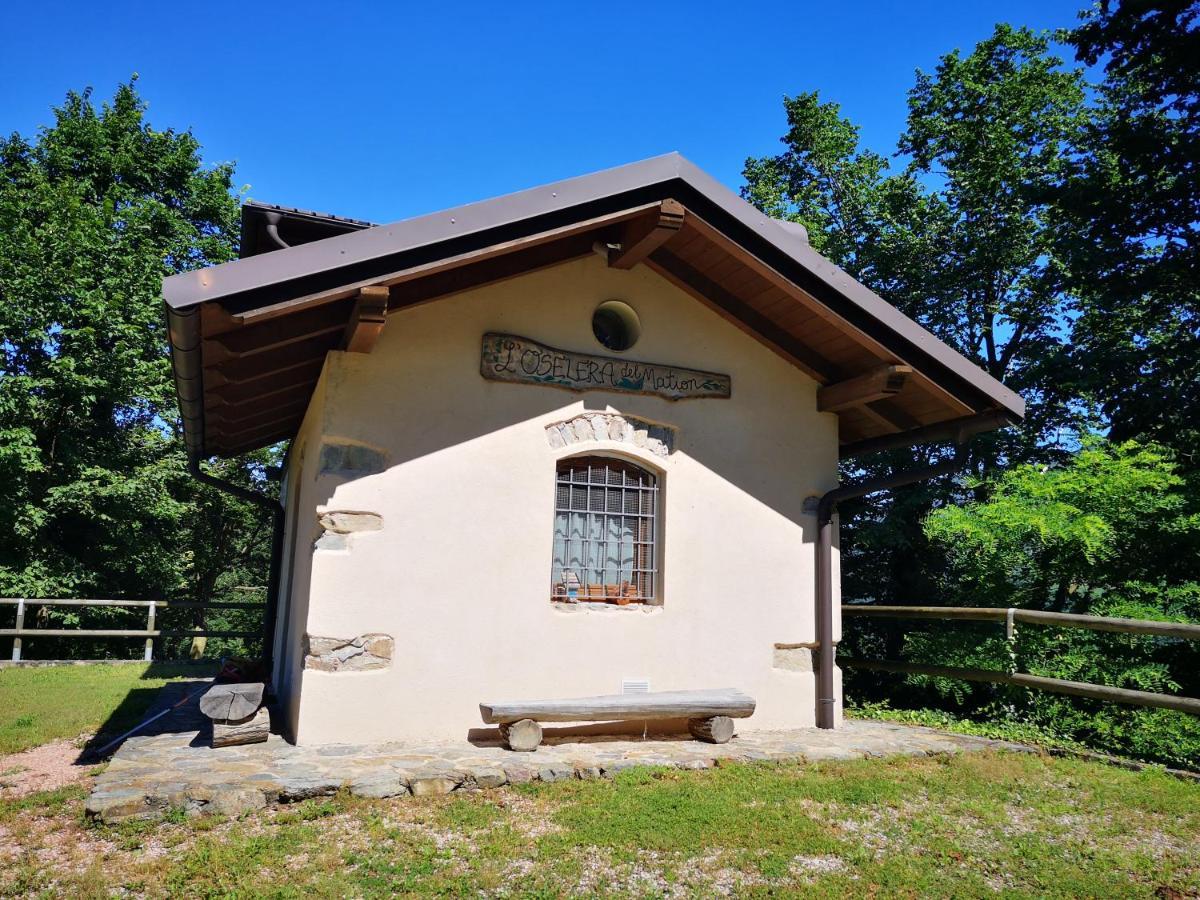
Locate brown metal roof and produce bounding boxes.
[165,152,1024,461]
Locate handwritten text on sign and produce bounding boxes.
[480,333,731,401]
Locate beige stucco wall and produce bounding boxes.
[275,253,843,745]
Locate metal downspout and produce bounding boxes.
[263,212,291,250]
[814,451,967,729]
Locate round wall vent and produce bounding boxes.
[592,300,641,352]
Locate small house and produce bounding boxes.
[164,154,1023,745]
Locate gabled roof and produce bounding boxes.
[165,152,1023,461]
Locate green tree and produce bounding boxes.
[925,439,1200,616]
[1055,0,1200,466]
[745,26,1085,457]
[914,439,1200,768]
[0,81,273,657]
[743,26,1088,606]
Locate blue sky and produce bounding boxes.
[2,1,1086,224]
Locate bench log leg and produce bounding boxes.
[499,718,542,752]
[688,715,735,744]
[212,706,270,748]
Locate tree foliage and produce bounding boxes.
[1055,0,1200,463]
[913,441,1200,768]
[745,3,1200,766]
[0,81,273,656]
[925,440,1200,611]
[742,25,1090,609]
[744,25,1086,456]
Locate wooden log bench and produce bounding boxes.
[479,688,755,751]
[199,682,269,748]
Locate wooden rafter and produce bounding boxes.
[647,250,842,383]
[681,214,976,418]
[856,403,913,434]
[817,365,912,413]
[208,411,304,444]
[341,286,390,353]
[206,359,326,399]
[207,396,310,427]
[204,300,353,363]
[608,200,686,270]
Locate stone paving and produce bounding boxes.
[86,682,1033,823]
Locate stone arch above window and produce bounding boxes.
[544,414,675,457]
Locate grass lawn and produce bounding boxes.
[0,751,1196,897]
[0,663,214,754]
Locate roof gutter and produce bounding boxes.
[814,449,968,729]
[166,304,205,463]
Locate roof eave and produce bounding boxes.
[165,151,1025,461]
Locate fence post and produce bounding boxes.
[11,598,24,662]
[144,601,155,662]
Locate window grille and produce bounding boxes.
[551,455,658,604]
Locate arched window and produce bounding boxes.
[551,455,659,605]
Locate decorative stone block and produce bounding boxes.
[317,511,383,534]
[314,532,348,552]
[772,646,814,673]
[545,414,675,456]
[314,510,383,553]
[318,441,387,478]
[304,633,394,672]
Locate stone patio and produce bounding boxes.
[86,682,1033,823]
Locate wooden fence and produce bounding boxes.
[841,605,1200,716]
[1,598,264,662]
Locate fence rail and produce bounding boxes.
[843,604,1200,640]
[841,604,1200,716]
[1,598,265,662]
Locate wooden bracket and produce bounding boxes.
[818,364,912,413]
[608,199,686,269]
[341,285,390,353]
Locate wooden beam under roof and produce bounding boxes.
[207,396,310,428]
[818,365,912,413]
[647,249,843,384]
[228,203,661,325]
[204,299,353,363]
[341,286,390,353]
[203,332,337,383]
[390,232,596,311]
[608,200,686,269]
[206,359,326,400]
[856,402,918,434]
[207,411,305,445]
[681,214,976,419]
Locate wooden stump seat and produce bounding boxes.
[199,682,269,748]
[479,688,755,751]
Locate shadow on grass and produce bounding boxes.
[76,664,216,764]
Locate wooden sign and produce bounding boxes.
[480,333,731,401]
